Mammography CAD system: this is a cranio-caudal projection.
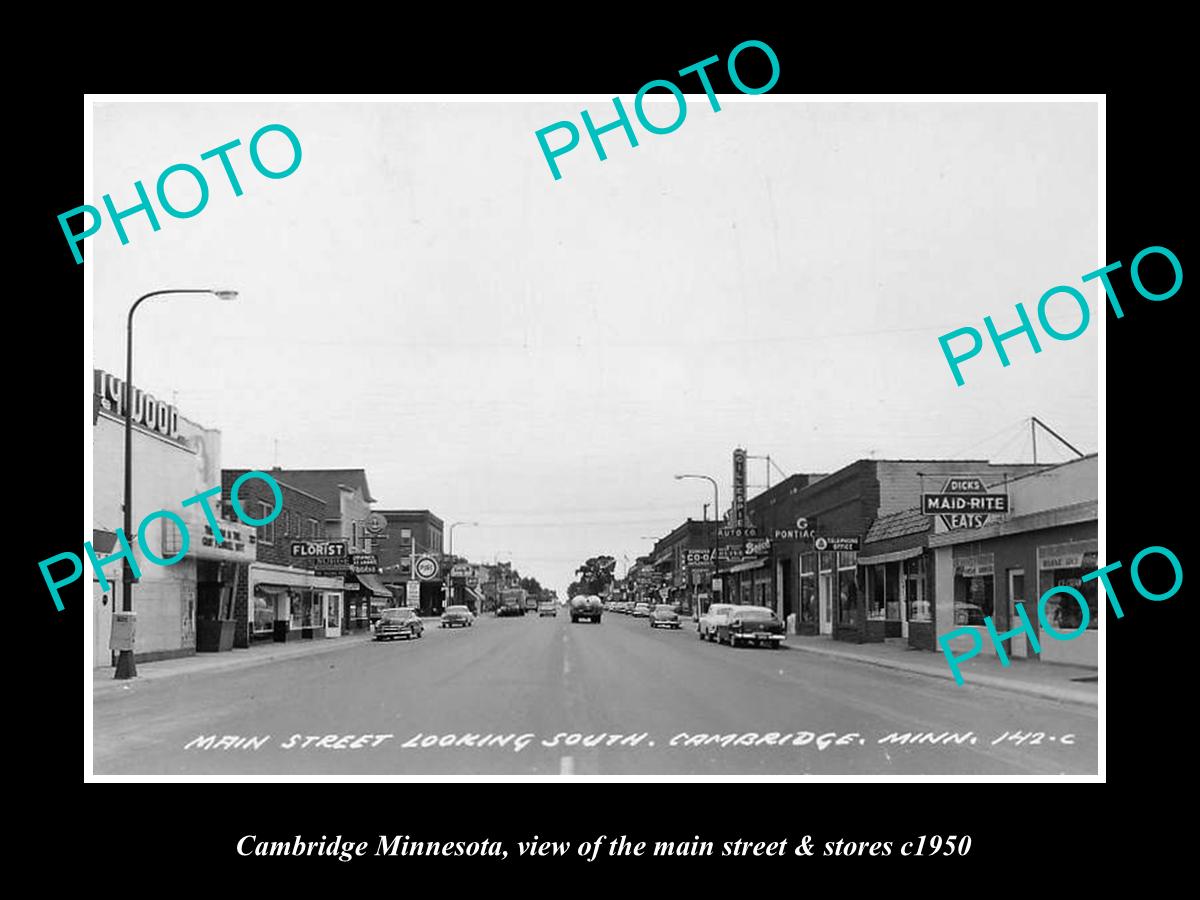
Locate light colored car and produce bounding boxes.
[538,601,558,617]
[375,607,423,641]
[649,604,680,629]
[631,602,651,617]
[718,605,785,648]
[698,603,739,641]
[440,604,474,628]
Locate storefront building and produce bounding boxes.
[373,510,446,615]
[930,454,1098,668]
[747,460,1041,643]
[93,369,246,663]
[221,469,351,643]
[260,468,380,630]
[649,519,717,615]
[858,510,936,650]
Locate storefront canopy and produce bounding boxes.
[726,558,768,574]
[857,546,925,567]
[353,572,393,598]
[254,583,291,596]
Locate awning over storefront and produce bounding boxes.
[254,583,290,596]
[353,572,393,598]
[726,557,768,574]
[466,586,486,605]
[857,546,925,566]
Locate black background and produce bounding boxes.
[21,19,1188,883]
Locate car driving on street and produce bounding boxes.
[697,603,739,641]
[538,601,558,617]
[717,605,785,648]
[374,607,424,641]
[440,605,474,628]
[569,595,604,623]
[649,604,681,629]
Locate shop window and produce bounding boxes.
[868,565,886,620]
[799,553,817,623]
[953,553,995,626]
[905,555,930,622]
[885,563,900,621]
[309,517,320,538]
[252,587,281,634]
[1038,543,1099,632]
[290,590,324,629]
[836,551,859,626]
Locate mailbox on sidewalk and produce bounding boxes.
[110,611,136,652]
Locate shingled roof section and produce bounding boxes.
[863,508,930,545]
[267,468,376,505]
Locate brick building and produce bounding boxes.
[220,470,346,645]
[373,510,446,615]
[742,459,1042,644]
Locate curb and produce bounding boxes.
[783,642,1098,708]
[93,634,376,694]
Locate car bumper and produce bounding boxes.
[731,632,784,641]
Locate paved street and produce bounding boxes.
[94,613,1097,776]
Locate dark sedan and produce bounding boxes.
[374,607,424,641]
[440,605,474,628]
[718,606,785,648]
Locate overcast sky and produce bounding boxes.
[91,100,1098,595]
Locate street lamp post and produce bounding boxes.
[675,473,720,618]
[116,289,238,680]
[445,521,479,613]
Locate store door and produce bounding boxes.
[1007,569,1029,659]
[819,573,833,635]
[899,574,909,640]
[94,582,114,667]
[324,592,341,638]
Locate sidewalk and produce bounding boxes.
[783,635,1098,707]
[93,632,376,696]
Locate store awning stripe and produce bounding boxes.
[354,572,394,598]
[857,546,924,566]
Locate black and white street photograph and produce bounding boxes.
[85,97,1100,777]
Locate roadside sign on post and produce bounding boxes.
[406,581,421,604]
[415,555,440,580]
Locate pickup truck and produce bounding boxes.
[698,603,739,642]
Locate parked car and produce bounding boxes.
[570,595,603,623]
[698,603,739,641]
[538,601,558,617]
[631,602,651,617]
[718,605,785,648]
[649,604,680,629]
[440,604,474,628]
[374,607,424,641]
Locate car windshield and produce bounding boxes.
[709,605,736,616]
[446,606,468,613]
[654,605,675,613]
[382,609,413,620]
[736,608,776,619]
